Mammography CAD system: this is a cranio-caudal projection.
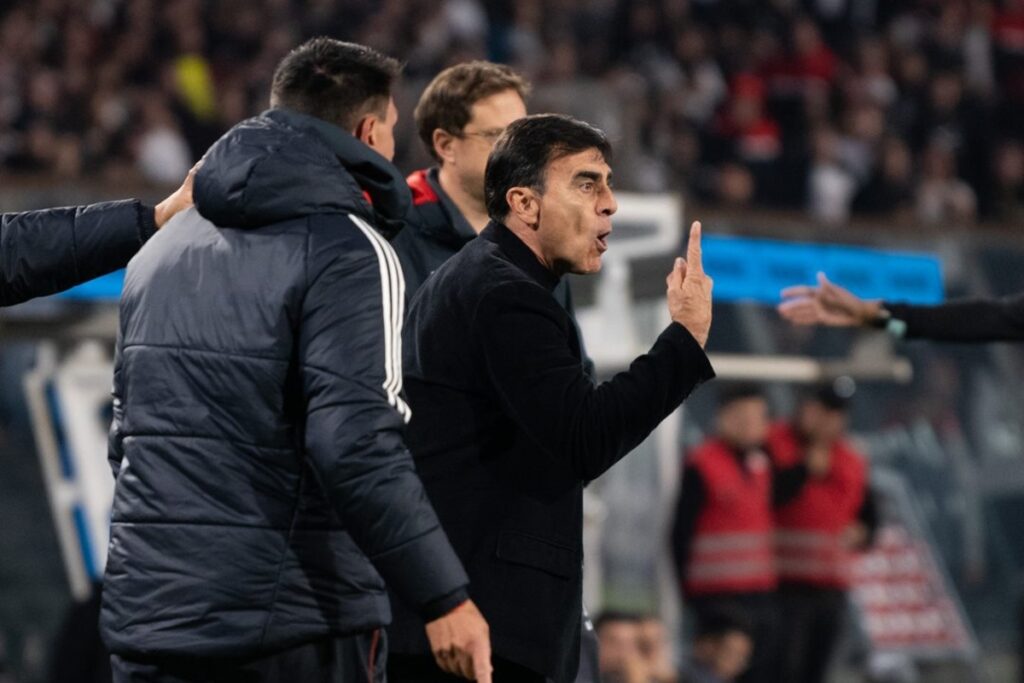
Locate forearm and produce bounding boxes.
[881,295,1024,341]
[479,286,713,482]
[565,323,714,480]
[0,200,154,305]
[307,418,470,617]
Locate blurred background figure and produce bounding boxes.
[637,616,678,683]
[670,385,779,683]
[766,385,877,683]
[595,612,647,683]
[680,609,754,683]
[595,613,678,683]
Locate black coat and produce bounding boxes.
[101,108,468,659]
[388,221,714,681]
[0,199,155,306]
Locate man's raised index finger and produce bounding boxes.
[686,221,703,274]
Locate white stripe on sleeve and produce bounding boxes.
[349,214,411,423]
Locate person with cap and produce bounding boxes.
[670,384,796,683]
[765,384,875,683]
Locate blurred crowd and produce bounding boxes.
[2,0,1024,222]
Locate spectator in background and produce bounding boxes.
[766,385,875,683]
[595,612,646,683]
[679,609,754,683]
[133,96,192,185]
[671,385,781,683]
[992,141,1024,222]
[706,74,782,205]
[669,26,728,128]
[637,617,678,683]
[851,37,898,110]
[853,136,915,217]
[916,139,978,225]
[594,613,677,683]
[807,125,857,225]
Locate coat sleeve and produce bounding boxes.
[108,314,127,480]
[886,293,1024,341]
[0,200,156,306]
[300,218,468,621]
[475,280,715,481]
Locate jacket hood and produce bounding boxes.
[194,108,411,231]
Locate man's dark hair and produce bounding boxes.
[270,38,402,131]
[718,383,765,409]
[484,114,612,221]
[415,61,531,161]
[593,610,643,633]
[694,607,754,641]
[802,380,854,412]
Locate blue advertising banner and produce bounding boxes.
[702,235,943,305]
[55,236,944,305]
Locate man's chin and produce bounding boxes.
[572,259,602,276]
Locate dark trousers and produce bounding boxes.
[387,654,545,683]
[111,631,386,683]
[776,585,847,683]
[688,592,778,683]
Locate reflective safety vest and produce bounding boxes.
[684,439,777,596]
[767,422,867,589]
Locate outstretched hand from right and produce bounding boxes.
[777,272,881,328]
[425,600,492,682]
[667,221,713,348]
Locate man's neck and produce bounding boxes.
[438,165,489,234]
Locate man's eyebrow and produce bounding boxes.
[573,170,609,183]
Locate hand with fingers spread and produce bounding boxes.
[425,600,493,682]
[154,161,201,228]
[666,220,713,347]
[777,272,883,328]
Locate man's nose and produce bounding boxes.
[599,188,618,216]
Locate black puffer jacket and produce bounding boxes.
[0,200,155,306]
[101,108,468,658]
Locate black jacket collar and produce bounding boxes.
[265,108,412,237]
[481,221,560,292]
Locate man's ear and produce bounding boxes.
[432,128,458,165]
[353,113,378,147]
[506,187,540,228]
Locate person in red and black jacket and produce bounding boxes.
[766,385,876,683]
[671,384,805,683]
[393,62,527,297]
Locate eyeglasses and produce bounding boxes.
[458,128,505,144]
